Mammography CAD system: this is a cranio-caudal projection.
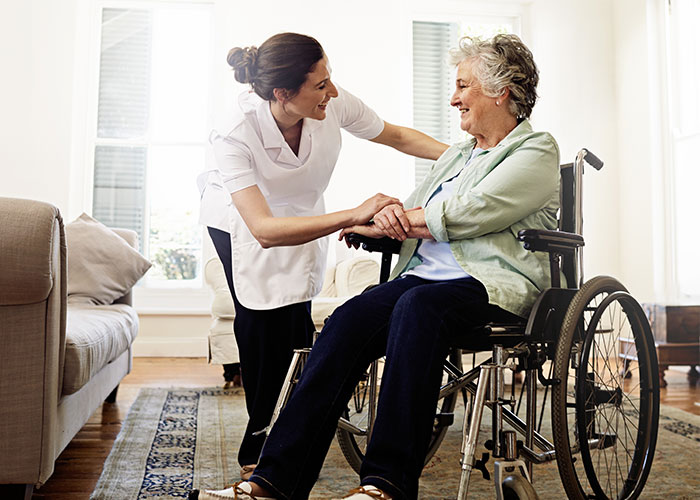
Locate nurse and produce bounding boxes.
[198,32,448,480]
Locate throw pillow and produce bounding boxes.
[65,213,151,305]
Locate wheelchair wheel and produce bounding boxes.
[335,348,462,474]
[502,474,540,500]
[551,276,659,500]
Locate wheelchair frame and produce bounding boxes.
[263,149,660,500]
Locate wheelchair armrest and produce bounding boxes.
[517,229,584,254]
[344,234,402,284]
[344,234,403,255]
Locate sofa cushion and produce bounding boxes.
[311,297,341,329]
[311,257,379,328]
[334,257,379,296]
[63,303,138,395]
[65,213,151,305]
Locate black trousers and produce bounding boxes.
[207,227,315,466]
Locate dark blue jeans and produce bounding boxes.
[249,274,521,500]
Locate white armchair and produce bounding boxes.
[203,255,380,365]
[311,256,380,329]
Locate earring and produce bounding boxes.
[496,100,501,106]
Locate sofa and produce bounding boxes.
[203,254,380,366]
[0,198,148,499]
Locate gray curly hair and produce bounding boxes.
[449,34,539,120]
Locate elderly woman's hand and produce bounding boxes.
[338,206,433,249]
[371,203,411,241]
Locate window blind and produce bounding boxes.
[97,9,152,139]
[412,21,458,185]
[92,145,147,245]
[93,8,152,249]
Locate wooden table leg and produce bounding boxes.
[689,365,699,382]
[659,364,668,388]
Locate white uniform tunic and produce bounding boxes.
[198,86,384,310]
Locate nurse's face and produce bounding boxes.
[284,57,339,121]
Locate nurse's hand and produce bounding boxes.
[339,224,384,248]
[354,193,402,225]
[371,203,410,241]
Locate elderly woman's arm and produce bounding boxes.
[342,134,559,244]
[426,135,560,242]
[339,206,432,245]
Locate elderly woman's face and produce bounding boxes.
[450,58,500,137]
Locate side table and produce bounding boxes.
[640,304,700,387]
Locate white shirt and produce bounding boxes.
[198,86,384,310]
[405,148,484,281]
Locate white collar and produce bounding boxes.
[239,91,324,166]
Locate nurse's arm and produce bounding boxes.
[370,121,449,161]
[231,185,403,248]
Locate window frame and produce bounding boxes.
[405,1,524,188]
[76,0,219,314]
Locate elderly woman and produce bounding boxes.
[191,34,559,500]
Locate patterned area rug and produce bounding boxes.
[91,387,699,499]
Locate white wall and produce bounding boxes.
[0,2,32,198]
[527,0,622,285]
[612,0,657,302]
[1,0,77,209]
[135,314,212,357]
[1,0,663,356]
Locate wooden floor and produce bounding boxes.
[30,357,700,499]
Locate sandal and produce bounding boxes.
[240,464,257,480]
[189,480,274,500]
[341,485,392,499]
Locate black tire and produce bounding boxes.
[551,276,659,500]
[335,348,462,474]
[502,474,540,500]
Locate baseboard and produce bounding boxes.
[132,337,209,357]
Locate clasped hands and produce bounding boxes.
[340,195,432,248]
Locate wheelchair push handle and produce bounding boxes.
[581,148,604,170]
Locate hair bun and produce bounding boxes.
[227,46,259,84]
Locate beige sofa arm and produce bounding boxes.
[0,198,66,307]
[0,197,67,485]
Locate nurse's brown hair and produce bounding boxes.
[227,33,325,101]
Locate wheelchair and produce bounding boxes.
[266,149,660,500]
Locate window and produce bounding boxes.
[412,16,519,185]
[92,3,212,288]
[665,0,700,299]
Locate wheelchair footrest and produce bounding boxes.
[435,412,454,427]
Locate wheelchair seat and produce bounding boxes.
[457,322,528,351]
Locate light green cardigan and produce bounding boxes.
[390,120,561,318]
